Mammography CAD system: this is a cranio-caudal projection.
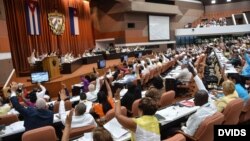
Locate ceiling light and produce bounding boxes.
[211,0,216,4]
[227,0,231,2]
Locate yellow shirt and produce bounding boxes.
[214,91,239,112]
[131,115,160,141]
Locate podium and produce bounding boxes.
[42,56,61,80]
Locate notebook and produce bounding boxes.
[104,118,128,139]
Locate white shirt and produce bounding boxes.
[79,100,93,113]
[174,68,192,82]
[86,78,101,102]
[36,84,50,99]
[193,75,207,92]
[181,102,217,136]
[59,100,97,128]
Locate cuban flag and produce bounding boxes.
[25,0,41,35]
[69,7,79,35]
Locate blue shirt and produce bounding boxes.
[235,84,249,103]
[241,53,250,76]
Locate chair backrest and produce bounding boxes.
[132,99,141,117]
[164,133,186,141]
[239,98,250,123]
[0,114,19,126]
[222,98,244,125]
[69,125,96,139]
[53,100,72,113]
[22,126,57,141]
[105,106,127,122]
[160,90,175,108]
[193,112,224,141]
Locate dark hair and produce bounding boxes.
[97,91,112,114]
[127,82,136,93]
[151,76,163,89]
[228,73,244,87]
[93,127,113,141]
[29,91,37,103]
[80,92,87,100]
[75,103,86,115]
[138,97,158,115]
[194,90,208,106]
[85,75,91,82]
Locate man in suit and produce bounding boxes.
[9,82,53,131]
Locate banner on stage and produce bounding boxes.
[69,7,79,35]
[25,0,41,35]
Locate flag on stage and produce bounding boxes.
[69,7,79,35]
[25,0,41,35]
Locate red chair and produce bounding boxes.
[0,114,19,126]
[53,100,72,113]
[160,90,175,108]
[179,112,224,141]
[239,98,250,123]
[163,133,186,141]
[70,125,95,139]
[222,98,244,125]
[22,126,57,141]
[104,106,127,122]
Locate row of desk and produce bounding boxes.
[94,50,152,60]
[33,50,152,74]
[213,48,238,74]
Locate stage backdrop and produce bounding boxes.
[3,0,94,76]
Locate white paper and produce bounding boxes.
[104,118,128,138]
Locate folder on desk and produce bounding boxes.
[179,100,194,107]
[104,118,129,139]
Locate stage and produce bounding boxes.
[12,58,124,98]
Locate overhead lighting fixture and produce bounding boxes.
[211,0,216,4]
[227,0,231,2]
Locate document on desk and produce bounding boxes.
[179,100,194,107]
[104,118,128,139]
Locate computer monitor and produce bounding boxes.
[121,55,128,62]
[138,52,142,58]
[97,60,106,69]
[135,52,142,58]
[31,71,49,84]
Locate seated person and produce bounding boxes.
[0,96,11,116]
[33,82,50,100]
[145,89,161,107]
[173,63,192,85]
[62,110,114,141]
[121,68,142,113]
[91,78,114,119]
[228,74,249,103]
[59,93,97,128]
[241,51,250,77]
[9,82,53,131]
[147,76,165,96]
[79,92,92,113]
[21,91,37,107]
[115,90,160,141]
[86,77,101,102]
[181,90,217,136]
[113,70,136,84]
[214,80,239,112]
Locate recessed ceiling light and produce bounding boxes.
[211,0,216,4]
[227,0,231,2]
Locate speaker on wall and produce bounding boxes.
[127,23,135,28]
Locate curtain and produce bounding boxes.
[3,0,94,76]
